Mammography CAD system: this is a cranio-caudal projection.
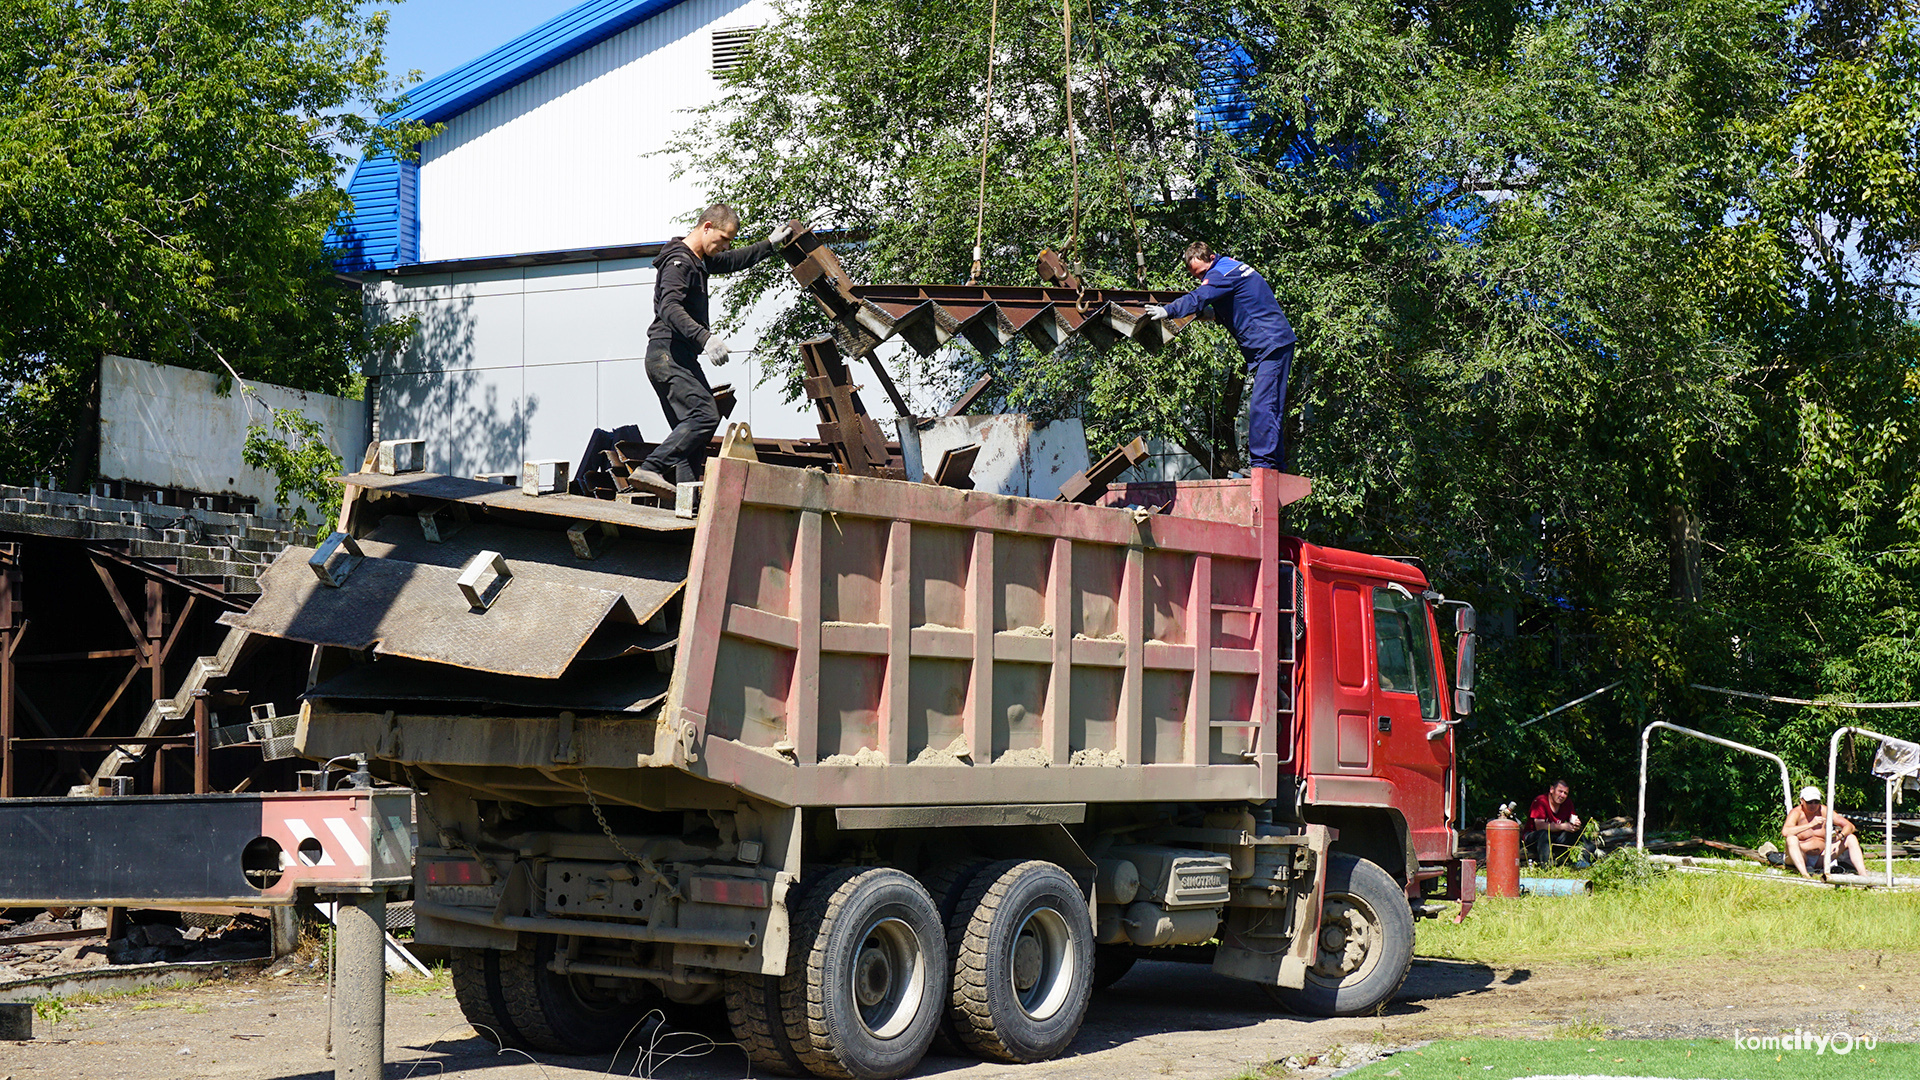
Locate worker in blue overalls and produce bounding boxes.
[1145,242,1297,472]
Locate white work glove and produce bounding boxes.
[701,335,731,365]
[1143,304,1169,321]
[768,222,794,246]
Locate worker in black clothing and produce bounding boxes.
[630,204,794,495]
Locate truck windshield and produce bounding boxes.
[1373,588,1439,718]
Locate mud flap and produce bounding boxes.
[1211,823,1332,989]
[1278,824,1331,990]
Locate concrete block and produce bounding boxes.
[0,1001,31,1039]
[89,522,148,541]
[225,576,262,595]
[245,526,279,542]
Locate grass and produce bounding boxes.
[1343,1038,1919,1079]
[1422,870,1920,964]
[30,984,162,1024]
[388,964,452,998]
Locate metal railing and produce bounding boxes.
[1823,726,1917,887]
[1637,721,1794,850]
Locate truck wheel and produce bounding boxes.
[496,934,640,1053]
[1092,945,1136,990]
[919,858,989,1055]
[779,867,946,1080]
[947,860,1094,1063]
[450,945,524,1047]
[1267,853,1413,1018]
[725,971,807,1076]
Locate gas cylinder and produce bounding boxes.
[1485,812,1522,898]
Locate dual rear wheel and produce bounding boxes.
[725,859,1096,1079]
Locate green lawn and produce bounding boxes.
[1421,871,1920,964]
[1343,1038,1919,1079]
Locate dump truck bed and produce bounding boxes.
[250,457,1305,809]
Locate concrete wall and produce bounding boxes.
[98,355,368,518]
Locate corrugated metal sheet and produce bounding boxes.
[417,0,776,261]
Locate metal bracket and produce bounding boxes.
[417,501,468,543]
[552,712,578,765]
[457,550,512,611]
[567,520,617,560]
[521,459,570,497]
[309,532,365,587]
[719,422,759,461]
[675,482,702,519]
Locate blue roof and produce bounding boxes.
[331,0,693,272]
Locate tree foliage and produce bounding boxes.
[0,0,428,486]
[683,0,1920,837]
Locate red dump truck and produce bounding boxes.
[234,450,1474,1079]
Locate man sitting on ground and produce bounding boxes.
[1783,786,1866,878]
[1526,779,1588,866]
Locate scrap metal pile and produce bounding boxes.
[587,226,1192,498]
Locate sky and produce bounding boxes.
[378,0,582,89]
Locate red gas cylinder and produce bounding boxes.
[1485,815,1522,898]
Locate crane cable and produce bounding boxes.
[967,0,1001,286]
[1060,0,1082,271]
[1088,0,1146,287]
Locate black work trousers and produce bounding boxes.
[640,343,720,484]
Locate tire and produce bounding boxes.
[947,860,1095,1064]
[918,858,990,1055]
[495,933,644,1053]
[1267,853,1413,1018]
[1091,945,1136,990]
[450,944,524,1047]
[779,867,947,1080]
[725,971,807,1076]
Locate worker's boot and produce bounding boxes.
[630,467,677,497]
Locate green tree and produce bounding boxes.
[0,0,430,487]
[684,0,1920,835]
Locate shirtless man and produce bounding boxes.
[1783,785,1865,878]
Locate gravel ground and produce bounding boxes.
[4,948,1915,1080]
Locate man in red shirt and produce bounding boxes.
[1526,779,1585,865]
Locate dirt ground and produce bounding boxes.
[6,947,1916,1080]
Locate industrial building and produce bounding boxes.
[330,0,827,479]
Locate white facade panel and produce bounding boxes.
[417,0,777,262]
[369,259,824,484]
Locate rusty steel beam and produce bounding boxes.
[1057,437,1150,504]
[776,224,1196,360]
[944,375,994,417]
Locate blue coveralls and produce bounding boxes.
[1161,255,1296,471]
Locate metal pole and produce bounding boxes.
[1639,721,1794,850]
[1824,726,1902,881]
[330,889,387,1080]
[1,625,13,799]
[192,692,211,795]
[1887,778,1896,888]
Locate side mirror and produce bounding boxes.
[1452,604,1476,717]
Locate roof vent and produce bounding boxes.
[712,27,758,79]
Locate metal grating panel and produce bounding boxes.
[711,26,757,77]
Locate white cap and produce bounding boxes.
[1800,785,1824,802]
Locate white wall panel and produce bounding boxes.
[417,0,777,262]
[447,366,527,478]
[379,373,453,473]
[524,285,649,366]
[524,362,603,467]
